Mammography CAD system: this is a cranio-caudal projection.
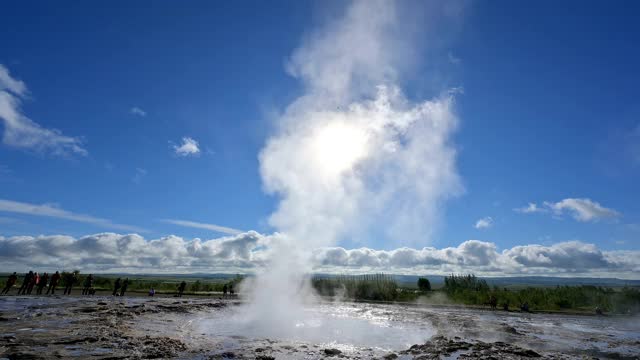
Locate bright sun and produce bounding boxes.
[311,122,369,177]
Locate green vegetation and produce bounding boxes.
[312,274,408,301]
[417,277,431,292]
[443,274,640,314]
[311,273,639,314]
[311,274,420,302]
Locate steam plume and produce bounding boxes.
[242,0,462,334]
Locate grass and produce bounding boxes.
[442,274,640,314]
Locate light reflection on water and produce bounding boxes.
[194,302,434,351]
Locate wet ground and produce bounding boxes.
[0,296,638,359]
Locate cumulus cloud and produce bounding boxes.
[0,231,269,273]
[0,231,637,278]
[130,107,147,117]
[313,240,638,277]
[474,217,493,229]
[515,198,620,222]
[0,199,146,233]
[172,137,200,157]
[545,198,620,222]
[162,219,243,235]
[0,64,87,156]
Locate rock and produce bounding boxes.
[324,348,342,356]
[513,348,542,357]
[502,325,521,335]
[384,353,398,359]
[255,356,275,360]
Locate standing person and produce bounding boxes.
[177,281,186,297]
[37,273,49,295]
[82,274,94,295]
[26,272,39,295]
[47,271,61,295]
[17,271,33,295]
[148,288,155,297]
[120,278,129,297]
[229,284,234,296]
[112,278,121,296]
[1,272,18,295]
[63,273,76,295]
[222,284,227,298]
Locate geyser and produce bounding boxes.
[235,0,462,345]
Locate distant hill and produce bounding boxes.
[313,273,640,288]
[390,275,640,288]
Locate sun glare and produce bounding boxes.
[312,122,369,177]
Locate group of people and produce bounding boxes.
[111,277,130,296]
[1,271,64,295]
[222,283,235,297]
[3,272,238,298]
[0,271,94,296]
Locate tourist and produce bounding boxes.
[120,278,130,296]
[63,272,76,295]
[26,272,39,295]
[1,272,18,295]
[178,281,186,297]
[17,271,33,295]
[82,274,94,295]
[112,278,122,296]
[37,272,49,295]
[47,271,61,295]
[148,288,155,297]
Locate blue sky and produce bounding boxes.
[1,1,639,275]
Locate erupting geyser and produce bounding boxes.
[235,0,462,343]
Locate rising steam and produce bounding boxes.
[239,0,462,335]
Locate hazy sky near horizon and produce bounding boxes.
[1,1,639,276]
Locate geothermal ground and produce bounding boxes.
[0,295,638,359]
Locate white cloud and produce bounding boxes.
[474,216,493,229]
[0,231,269,273]
[162,219,243,235]
[545,198,620,222]
[130,107,147,117]
[0,231,637,278]
[514,202,546,214]
[132,167,147,184]
[0,199,146,233]
[172,137,200,157]
[515,198,620,222]
[314,239,639,277]
[0,64,87,156]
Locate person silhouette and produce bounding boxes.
[1,272,18,295]
[112,278,122,296]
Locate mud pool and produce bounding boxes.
[1,296,638,359]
